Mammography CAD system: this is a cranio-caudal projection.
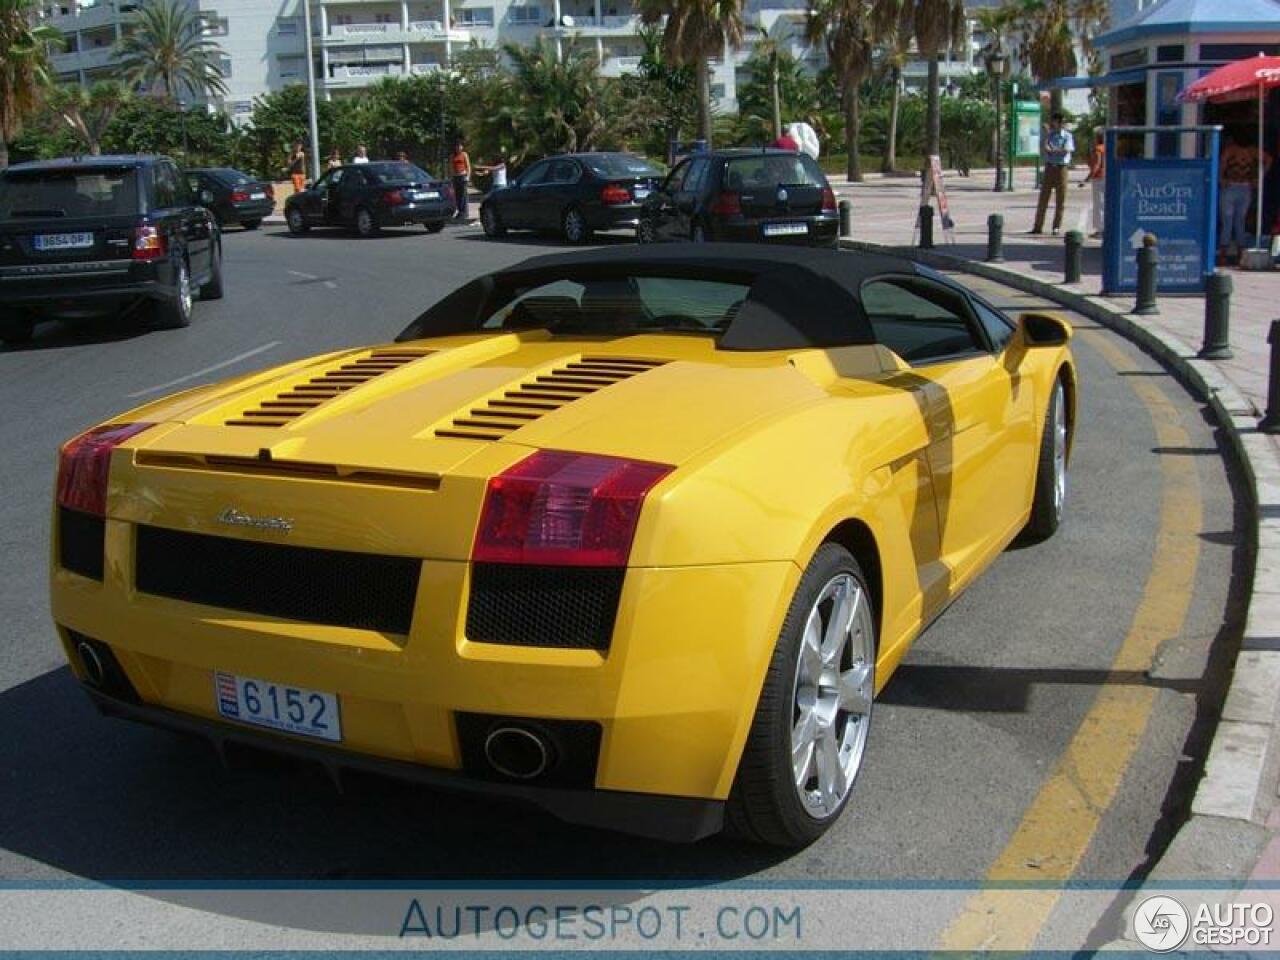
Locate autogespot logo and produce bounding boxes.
[1133,895,1190,952]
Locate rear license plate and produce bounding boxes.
[34,232,94,251]
[633,187,650,200]
[763,223,808,237]
[250,191,266,200]
[214,671,341,742]
[414,191,440,201]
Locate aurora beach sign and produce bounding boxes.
[1102,127,1220,295]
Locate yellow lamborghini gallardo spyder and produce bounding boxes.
[50,245,1075,847]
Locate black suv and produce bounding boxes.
[637,149,838,247]
[0,154,222,344]
[285,161,455,237]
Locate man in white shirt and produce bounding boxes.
[1032,112,1075,235]
[352,144,370,165]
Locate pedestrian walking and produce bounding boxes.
[1031,112,1074,235]
[451,139,472,221]
[1083,129,1105,238]
[286,141,307,195]
[1219,131,1270,263]
[326,148,342,171]
[352,144,370,165]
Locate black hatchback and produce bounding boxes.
[285,161,454,237]
[186,167,274,230]
[479,152,664,243]
[637,149,838,247]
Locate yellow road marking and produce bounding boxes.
[939,330,1204,950]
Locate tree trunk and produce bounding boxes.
[882,66,900,173]
[771,56,782,140]
[1049,87,1063,116]
[925,56,941,166]
[0,138,8,171]
[696,58,712,146]
[845,83,861,183]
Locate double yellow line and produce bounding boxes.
[940,330,1205,950]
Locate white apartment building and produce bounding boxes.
[38,0,988,119]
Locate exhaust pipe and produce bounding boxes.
[483,725,551,780]
[76,639,105,687]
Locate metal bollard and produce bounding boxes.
[919,205,934,249]
[839,199,853,238]
[1199,271,1233,360]
[1261,320,1280,434]
[1064,230,1083,284]
[986,214,1004,262]
[1133,234,1159,316]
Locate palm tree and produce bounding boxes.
[502,37,610,159]
[49,81,128,155]
[973,5,1013,189]
[0,0,62,169]
[906,0,965,168]
[638,0,745,147]
[805,0,872,181]
[115,0,228,102]
[1005,0,1075,114]
[754,34,784,139]
[874,0,913,172]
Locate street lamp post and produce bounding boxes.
[301,0,322,183]
[177,98,189,162]
[990,50,1006,193]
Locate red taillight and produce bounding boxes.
[230,190,250,202]
[56,423,154,517]
[710,191,741,216]
[132,225,165,261]
[384,189,405,205]
[473,450,672,567]
[821,187,836,212]
[600,183,631,205]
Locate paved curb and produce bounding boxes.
[839,237,1278,935]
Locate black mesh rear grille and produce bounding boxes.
[135,525,421,634]
[466,563,624,650]
[59,506,104,580]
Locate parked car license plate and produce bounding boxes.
[763,223,808,237]
[214,671,341,742]
[633,187,650,200]
[34,232,94,251]
[250,191,266,200]
[413,190,440,201]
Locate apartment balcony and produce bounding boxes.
[324,62,404,87]
[555,13,643,34]
[42,0,128,31]
[410,61,442,73]
[51,45,118,73]
[322,20,468,44]
[599,54,640,76]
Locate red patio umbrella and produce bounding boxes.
[1179,54,1280,251]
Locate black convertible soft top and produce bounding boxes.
[397,244,932,351]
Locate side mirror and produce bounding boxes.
[1017,311,1072,347]
[200,189,214,205]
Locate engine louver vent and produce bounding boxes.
[435,356,667,442]
[226,348,432,428]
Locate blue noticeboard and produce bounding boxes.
[1102,129,1220,295]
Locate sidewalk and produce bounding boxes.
[837,173,1280,945]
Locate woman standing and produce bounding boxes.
[450,139,472,221]
[327,148,343,171]
[1084,130,1105,238]
[286,141,307,194]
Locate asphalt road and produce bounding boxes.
[0,223,1249,947]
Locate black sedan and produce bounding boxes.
[186,167,274,230]
[284,161,454,237]
[637,149,839,248]
[479,152,664,243]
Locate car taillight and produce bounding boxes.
[230,190,250,202]
[384,189,405,205]
[473,450,672,567]
[821,187,837,212]
[710,191,741,216]
[132,225,165,260]
[600,183,631,205]
[56,423,154,517]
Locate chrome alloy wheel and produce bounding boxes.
[1052,382,1067,519]
[563,208,586,242]
[177,261,192,319]
[791,573,874,819]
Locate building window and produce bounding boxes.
[232,100,252,115]
[218,55,232,77]
[1155,44,1183,63]
[710,83,725,99]
[375,12,395,22]
[277,18,298,35]
[278,55,303,79]
[457,7,494,26]
[1200,42,1280,62]
[202,14,228,36]
[509,5,540,23]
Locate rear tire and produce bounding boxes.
[355,206,378,238]
[425,220,445,234]
[241,219,261,231]
[691,222,708,243]
[153,259,193,329]
[727,543,876,848]
[286,207,308,234]
[562,206,590,244]
[199,241,224,300]
[0,318,34,345]
[481,204,506,238]
[1025,377,1068,541]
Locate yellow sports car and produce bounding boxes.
[50,246,1074,847]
